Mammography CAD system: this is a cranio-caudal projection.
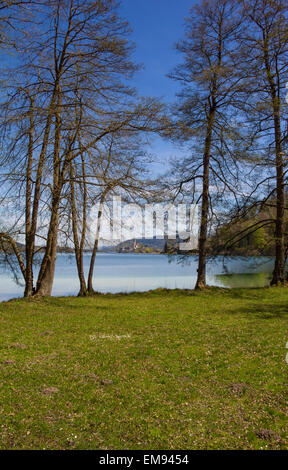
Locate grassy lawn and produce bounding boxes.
[0,287,287,450]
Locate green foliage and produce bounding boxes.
[251,227,268,252]
[210,216,276,256]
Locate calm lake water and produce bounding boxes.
[0,253,274,302]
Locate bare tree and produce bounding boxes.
[169,0,245,289]
[66,127,159,296]
[0,0,161,297]
[237,0,288,286]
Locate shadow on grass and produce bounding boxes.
[3,288,288,321]
[225,302,288,320]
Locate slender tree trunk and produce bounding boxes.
[34,4,75,297]
[0,233,26,281]
[195,110,215,290]
[24,95,34,297]
[27,90,57,296]
[263,40,286,286]
[78,137,88,296]
[69,160,88,297]
[194,18,222,290]
[87,191,107,294]
[29,92,57,242]
[271,106,285,285]
[35,86,62,297]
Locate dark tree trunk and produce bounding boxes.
[87,192,106,294]
[24,96,34,297]
[35,194,60,296]
[195,109,215,290]
[263,44,286,286]
[69,161,88,297]
[271,108,285,286]
[35,86,62,297]
[27,91,57,297]
[35,233,58,297]
[87,236,100,294]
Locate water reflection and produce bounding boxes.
[0,253,274,301]
[216,272,271,288]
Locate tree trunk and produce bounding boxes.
[69,161,88,297]
[35,227,58,297]
[24,95,34,297]
[35,86,62,297]
[195,109,215,290]
[78,140,88,296]
[87,237,100,294]
[87,192,107,294]
[263,43,286,286]
[271,107,285,285]
[28,90,57,288]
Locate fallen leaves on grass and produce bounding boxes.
[256,428,283,443]
[11,343,28,350]
[39,331,54,337]
[89,334,131,341]
[229,383,247,397]
[42,386,60,395]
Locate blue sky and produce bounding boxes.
[119,0,195,172]
[120,0,194,100]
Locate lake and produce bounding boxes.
[0,253,275,302]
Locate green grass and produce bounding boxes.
[0,287,287,450]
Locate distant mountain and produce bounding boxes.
[112,238,180,254]
[0,239,188,256]
[0,241,75,254]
